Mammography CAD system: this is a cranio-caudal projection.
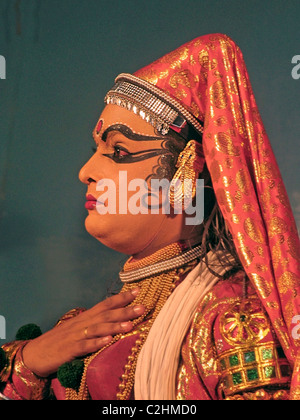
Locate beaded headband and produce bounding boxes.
[104,73,204,138]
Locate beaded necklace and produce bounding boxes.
[65,242,201,400]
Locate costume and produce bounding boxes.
[1,33,299,400]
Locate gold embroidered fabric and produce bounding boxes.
[134,34,300,378]
[175,274,292,400]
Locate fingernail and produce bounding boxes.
[102,336,112,344]
[131,288,140,297]
[133,305,144,315]
[121,322,132,330]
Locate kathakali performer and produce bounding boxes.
[1,33,300,400]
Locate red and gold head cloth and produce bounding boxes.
[105,33,300,396]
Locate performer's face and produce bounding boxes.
[79,104,185,256]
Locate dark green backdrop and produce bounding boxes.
[1,0,299,342]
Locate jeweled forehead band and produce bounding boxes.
[104,73,204,137]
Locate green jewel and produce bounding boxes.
[262,348,273,360]
[229,354,239,367]
[247,368,259,381]
[232,372,243,385]
[244,351,255,363]
[264,366,276,379]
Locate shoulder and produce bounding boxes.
[187,271,291,398]
[191,270,251,324]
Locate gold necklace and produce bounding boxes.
[65,243,199,400]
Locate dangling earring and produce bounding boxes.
[169,140,205,210]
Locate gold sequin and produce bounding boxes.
[245,121,255,144]
[216,188,235,212]
[231,214,240,224]
[244,218,264,243]
[267,301,279,310]
[243,203,255,212]
[248,273,273,299]
[223,175,233,187]
[269,216,289,238]
[253,160,278,182]
[159,46,189,69]
[278,271,300,297]
[137,69,159,85]
[169,69,196,89]
[226,75,239,96]
[209,80,228,109]
[189,101,200,118]
[236,232,254,267]
[209,159,222,183]
[198,49,218,70]
[287,235,300,260]
[271,242,281,270]
[214,116,228,126]
[231,103,248,139]
[236,168,251,196]
[174,88,188,100]
[214,131,240,156]
[277,182,290,208]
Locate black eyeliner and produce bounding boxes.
[103,148,169,164]
[102,124,164,142]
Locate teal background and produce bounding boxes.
[0,0,300,342]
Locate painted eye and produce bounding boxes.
[113,146,129,158]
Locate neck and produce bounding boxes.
[131,229,204,261]
[120,240,204,285]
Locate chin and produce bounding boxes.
[84,214,145,255]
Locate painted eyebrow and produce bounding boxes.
[102,124,164,142]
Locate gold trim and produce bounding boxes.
[220,298,270,346]
[218,341,291,397]
[0,341,27,382]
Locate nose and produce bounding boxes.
[79,155,97,185]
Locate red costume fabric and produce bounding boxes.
[134,33,300,396]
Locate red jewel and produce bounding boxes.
[96,119,103,134]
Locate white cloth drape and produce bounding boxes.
[134,251,233,400]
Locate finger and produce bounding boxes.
[84,304,144,339]
[73,320,135,356]
[74,335,114,357]
[96,304,145,324]
[88,288,140,316]
[84,320,135,340]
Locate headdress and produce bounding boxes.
[105,33,300,398]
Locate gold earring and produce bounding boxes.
[169,140,205,210]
